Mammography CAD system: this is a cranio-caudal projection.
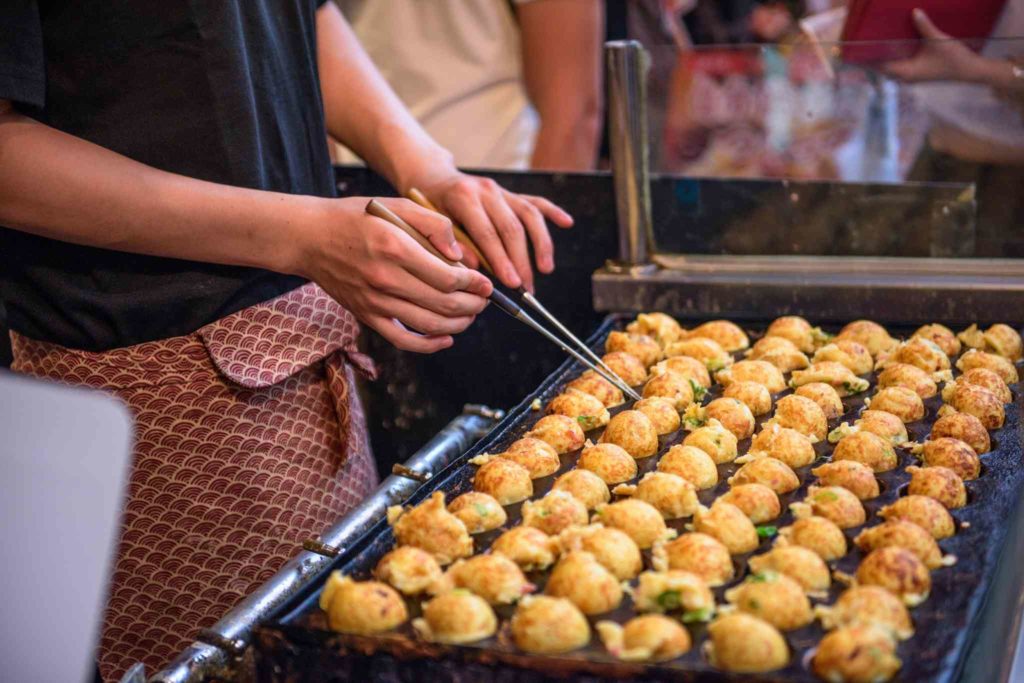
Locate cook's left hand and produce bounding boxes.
[882,9,985,83]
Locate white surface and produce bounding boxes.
[0,371,133,683]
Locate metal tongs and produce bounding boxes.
[366,197,641,401]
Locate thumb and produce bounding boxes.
[393,200,464,263]
[912,8,950,40]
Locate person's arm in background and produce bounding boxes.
[517,0,604,171]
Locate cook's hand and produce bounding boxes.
[882,9,984,83]
[300,196,493,353]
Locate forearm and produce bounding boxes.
[968,55,1024,93]
[529,107,602,170]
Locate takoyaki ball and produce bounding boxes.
[642,370,695,411]
[525,414,585,454]
[813,340,873,375]
[633,397,681,435]
[374,546,444,596]
[776,516,848,561]
[883,336,951,375]
[980,322,1024,361]
[877,363,938,399]
[725,572,813,631]
[716,360,786,394]
[683,419,739,464]
[818,586,914,639]
[837,320,898,358]
[626,312,684,347]
[832,430,898,473]
[319,573,407,634]
[593,499,675,549]
[658,444,719,489]
[854,520,948,570]
[705,613,789,673]
[942,381,1005,429]
[914,323,960,357]
[632,569,716,615]
[448,491,507,533]
[853,410,909,445]
[605,331,662,368]
[545,389,610,431]
[705,397,756,440]
[492,526,558,571]
[473,458,533,505]
[651,355,711,389]
[956,348,1019,384]
[444,554,534,605]
[500,437,561,478]
[723,381,772,416]
[654,533,735,586]
[718,483,781,524]
[878,495,955,539]
[905,466,967,509]
[765,315,819,353]
[521,490,589,536]
[792,486,866,530]
[615,471,699,520]
[552,468,610,510]
[789,361,869,397]
[748,423,816,469]
[545,551,623,615]
[812,625,901,683]
[559,524,643,580]
[748,546,831,594]
[413,591,497,645]
[917,437,981,480]
[960,367,1013,403]
[602,351,648,387]
[769,394,828,440]
[596,614,691,662]
[511,595,590,654]
[693,501,759,555]
[795,382,845,420]
[685,320,750,352]
[729,457,800,495]
[567,370,624,408]
[931,412,990,455]
[855,547,931,606]
[810,461,880,500]
[600,409,659,458]
[388,492,473,565]
[578,442,637,485]
[664,336,733,372]
[867,387,925,423]
[747,335,811,373]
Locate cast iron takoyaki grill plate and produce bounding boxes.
[255,314,1024,683]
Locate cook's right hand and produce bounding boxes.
[298,197,493,353]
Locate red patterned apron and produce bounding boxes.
[10,282,379,682]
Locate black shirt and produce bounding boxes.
[0,0,333,351]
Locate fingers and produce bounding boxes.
[385,198,463,262]
[524,194,574,228]
[371,265,489,318]
[368,291,477,336]
[509,196,555,274]
[481,190,534,292]
[911,8,949,40]
[448,191,524,289]
[365,315,453,354]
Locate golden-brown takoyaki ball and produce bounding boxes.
[748,546,831,594]
[723,381,773,416]
[567,370,624,408]
[852,410,910,445]
[706,613,789,673]
[413,591,497,644]
[747,335,811,372]
[522,490,589,536]
[615,471,699,520]
[960,367,1013,403]
[525,414,585,454]
[856,547,931,606]
[605,331,662,368]
[473,458,533,505]
[319,573,407,634]
[500,437,561,479]
[388,492,473,565]
[664,336,733,372]
[905,466,967,509]
[544,551,623,615]
[685,320,750,352]
[769,394,828,440]
[559,524,643,580]
[811,460,880,500]
[748,423,817,468]
[914,323,960,357]
[511,595,590,654]
[719,483,781,524]
[651,355,712,389]
[374,546,444,596]
[878,495,955,539]
[600,409,659,458]
[633,397,681,435]
[867,387,925,423]
[443,554,534,605]
[832,430,898,473]
[956,348,1019,384]
[877,362,938,399]
[812,625,901,683]
[725,572,813,631]
[448,491,507,533]
[776,516,848,561]
[793,485,866,529]
[983,323,1024,361]
[705,397,756,440]
[813,340,873,375]
[593,499,674,549]
[626,312,685,347]
[789,361,870,397]
[819,586,914,639]
[694,501,759,555]
[602,351,649,387]
[683,419,739,464]
[658,444,718,489]
[552,468,610,510]
[545,389,610,431]
[765,315,818,353]
[642,370,695,411]
[931,412,990,454]
[942,381,1005,429]
[596,614,691,662]
[492,526,558,571]
[918,437,981,480]
[632,569,716,615]
[729,457,800,494]
[837,320,898,358]
[717,360,786,394]
[855,520,948,570]
[578,442,638,485]
[654,533,734,586]
[883,336,951,375]
[795,382,845,420]
[957,323,986,351]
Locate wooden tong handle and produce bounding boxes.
[407,188,494,275]
[365,199,459,267]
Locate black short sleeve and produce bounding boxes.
[0,1,44,108]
